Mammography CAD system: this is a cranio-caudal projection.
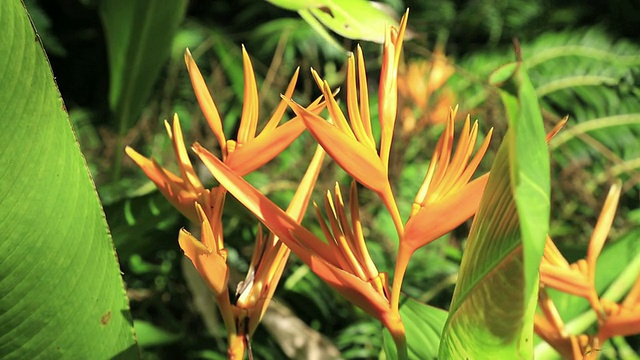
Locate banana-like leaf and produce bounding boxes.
[438,62,550,358]
[0,2,137,358]
[268,0,398,43]
[99,0,187,172]
[381,297,447,360]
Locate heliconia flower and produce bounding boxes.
[180,146,325,359]
[383,106,492,310]
[540,182,621,314]
[403,106,493,252]
[234,146,325,337]
[598,276,640,341]
[125,115,211,222]
[127,45,329,359]
[127,46,325,221]
[535,181,640,357]
[397,48,456,134]
[534,288,599,360]
[284,11,409,237]
[179,189,228,298]
[193,145,408,359]
[184,47,326,177]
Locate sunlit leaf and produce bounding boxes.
[0,1,137,357]
[438,62,549,358]
[268,0,399,43]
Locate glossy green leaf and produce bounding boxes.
[268,0,399,43]
[439,63,550,358]
[0,1,137,358]
[99,0,188,172]
[382,297,447,360]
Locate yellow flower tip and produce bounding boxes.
[178,227,229,297]
[587,181,622,280]
[238,45,259,145]
[310,67,325,90]
[183,48,193,66]
[163,119,173,139]
[184,49,227,153]
[393,9,410,50]
[167,114,205,194]
[124,145,143,163]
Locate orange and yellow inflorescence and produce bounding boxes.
[128,10,496,360]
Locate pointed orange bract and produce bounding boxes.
[540,183,621,313]
[284,12,410,239]
[125,114,209,222]
[404,108,493,250]
[194,143,405,340]
[536,181,640,357]
[378,11,408,167]
[179,200,229,296]
[128,45,326,359]
[183,48,325,175]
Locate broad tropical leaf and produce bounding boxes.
[267,0,399,44]
[0,1,137,358]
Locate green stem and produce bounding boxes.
[393,329,408,360]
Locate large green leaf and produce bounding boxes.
[267,0,399,44]
[381,297,447,360]
[99,0,188,173]
[0,2,137,358]
[438,62,550,358]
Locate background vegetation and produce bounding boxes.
[20,0,640,358]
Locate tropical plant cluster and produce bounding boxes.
[1,0,639,359]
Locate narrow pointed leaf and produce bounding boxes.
[99,0,187,132]
[439,63,550,358]
[0,2,137,357]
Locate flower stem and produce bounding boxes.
[227,334,247,360]
[393,329,408,360]
[384,308,408,360]
[391,243,413,311]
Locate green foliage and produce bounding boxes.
[268,0,398,46]
[0,1,137,357]
[99,0,188,175]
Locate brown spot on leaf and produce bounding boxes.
[101,311,112,325]
[318,6,334,18]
